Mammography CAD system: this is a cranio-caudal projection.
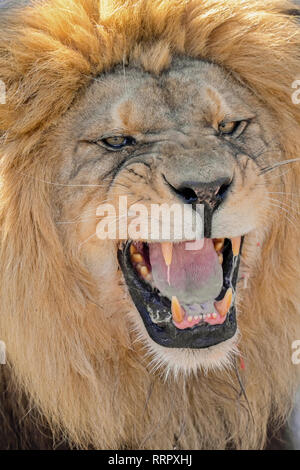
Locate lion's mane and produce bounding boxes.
[0,0,300,450]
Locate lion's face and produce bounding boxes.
[52,58,279,373]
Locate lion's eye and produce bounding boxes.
[218,121,240,135]
[101,136,136,149]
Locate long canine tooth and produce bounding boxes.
[132,253,144,263]
[130,244,137,255]
[231,237,241,257]
[218,253,223,265]
[140,266,150,278]
[214,288,233,317]
[171,296,184,323]
[161,242,173,266]
[214,238,224,252]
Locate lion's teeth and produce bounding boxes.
[135,264,152,282]
[140,266,150,278]
[171,296,184,323]
[214,238,224,252]
[231,237,241,256]
[214,288,233,317]
[130,244,137,255]
[161,242,173,266]
[218,253,223,265]
[187,316,193,322]
[132,253,144,264]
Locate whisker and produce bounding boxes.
[267,191,300,198]
[123,53,128,95]
[267,196,300,215]
[17,171,106,188]
[251,122,299,161]
[55,201,114,224]
[260,157,300,175]
[267,199,298,219]
[78,231,98,247]
[263,168,291,181]
[268,201,297,229]
[77,211,133,247]
[57,216,107,225]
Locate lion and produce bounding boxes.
[0,0,300,450]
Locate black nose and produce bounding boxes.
[164,176,233,238]
[165,177,233,210]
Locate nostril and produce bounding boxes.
[163,174,232,206]
[216,181,232,200]
[176,186,198,204]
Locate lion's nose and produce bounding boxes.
[164,176,233,211]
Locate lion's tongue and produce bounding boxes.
[148,239,223,305]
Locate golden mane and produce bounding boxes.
[0,0,300,449]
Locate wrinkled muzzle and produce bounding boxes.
[117,142,245,349]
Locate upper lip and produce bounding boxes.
[118,237,243,349]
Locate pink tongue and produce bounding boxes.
[149,239,223,304]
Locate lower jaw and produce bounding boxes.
[118,239,241,350]
[133,299,237,349]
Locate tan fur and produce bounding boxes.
[0,0,300,450]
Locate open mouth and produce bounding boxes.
[118,237,243,349]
